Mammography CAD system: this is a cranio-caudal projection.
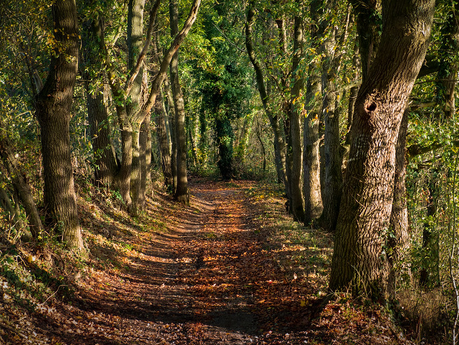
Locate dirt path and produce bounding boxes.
[3,179,415,344]
[23,179,313,344]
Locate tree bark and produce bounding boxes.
[155,92,173,188]
[320,82,342,231]
[303,0,323,224]
[165,81,178,192]
[349,0,381,82]
[289,14,305,222]
[81,16,119,186]
[319,1,345,232]
[127,0,146,216]
[329,0,435,297]
[170,0,189,205]
[35,0,83,250]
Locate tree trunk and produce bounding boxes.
[303,0,324,224]
[349,0,381,82]
[320,81,342,231]
[329,0,435,297]
[0,139,42,239]
[142,112,152,195]
[35,0,83,250]
[216,116,234,180]
[87,86,119,186]
[155,93,173,188]
[289,14,305,222]
[319,9,343,232]
[127,0,146,216]
[82,17,119,186]
[165,81,178,192]
[170,0,189,205]
[245,4,287,188]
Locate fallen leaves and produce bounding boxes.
[0,179,420,344]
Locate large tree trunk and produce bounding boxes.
[170,0,189,205]
[35,0,83,250]
[289,14,305,222]
[329,0,435,297]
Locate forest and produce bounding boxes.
[0,0,457,343]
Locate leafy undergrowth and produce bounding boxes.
[0,177,440,344]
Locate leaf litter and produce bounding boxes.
[0,178,418,344]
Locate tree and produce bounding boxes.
[329,0,435,297]
[245,2,287,185]
[289,7,305,222]
[104,0,201,213]
[35,0,83,250]
[170,0,189,204]
[81,9,119,186]
[303,0,324,224]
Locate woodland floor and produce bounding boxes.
[0,178,425,344]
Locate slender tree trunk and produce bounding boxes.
[329,0,435,297]
[319,2,345,232]
[170,0,189,205]
[87,87,119,185]
[188,117,199,168]
[320,82,342,231]
[139,115,149,208]
[289,14,305,222]
[245,4,287,187]
[349,0,381,82]
[303,0,324,223]
[107,0,200,208]
[156,93,173,188]
[0,138,42,238]
[216,116,234,180]
[35,0,83,250]
[165,80,178,192]
[256,119,267,172]
[82,18,119,186]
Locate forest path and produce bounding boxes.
[28,179,320,344]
